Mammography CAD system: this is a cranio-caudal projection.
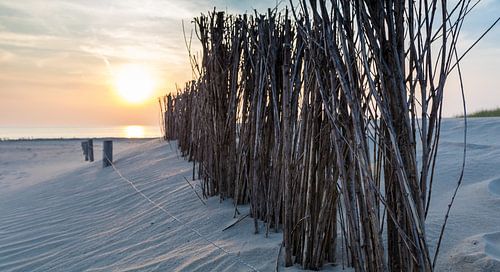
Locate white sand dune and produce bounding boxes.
[425,118,500,271]
[0,139,149,193]
[0,140,296,271]
[1,118,500,271]
[438,176,500,271]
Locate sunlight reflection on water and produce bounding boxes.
[0,126,160,140]
[124,125,145,138]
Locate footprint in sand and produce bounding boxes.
[488,178,500,197]
[449,232,500,271]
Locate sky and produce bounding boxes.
[0,0,498,127]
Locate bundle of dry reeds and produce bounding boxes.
[160,1,480,270]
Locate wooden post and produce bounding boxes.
[103,140,113,168]
[164,111,168,140]
[87,139,94,162]
[81,141,89,161]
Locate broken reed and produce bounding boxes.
[160,1,471,271]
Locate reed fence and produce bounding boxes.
[159,1,478,270]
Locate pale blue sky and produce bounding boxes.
[0,0,498,126]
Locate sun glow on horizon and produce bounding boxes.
[114,64,155,104]
[124,125,145,138]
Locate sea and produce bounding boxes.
[0,126,161,140]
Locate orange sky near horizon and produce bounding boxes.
[0,1,499,127]
[0,60,187,126]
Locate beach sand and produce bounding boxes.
[0,139,285,271]
[0,118,499,271]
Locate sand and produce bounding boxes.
[0,139,289,271]
[0,118,499,271]
[0,139,150,193]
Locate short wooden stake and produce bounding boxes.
[81,141,89,161]
[103,140,113,168]
[87,139,94,162]
[164,111,168,140]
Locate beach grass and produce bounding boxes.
[459,107,500,117]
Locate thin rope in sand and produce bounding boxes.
[103,152,261,272]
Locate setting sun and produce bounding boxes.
[114,65,155,104]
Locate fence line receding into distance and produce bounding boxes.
[159,1,483,271]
